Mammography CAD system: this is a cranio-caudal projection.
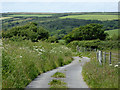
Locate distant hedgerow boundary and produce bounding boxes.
[9,14,52,17]
[67,40,119,51]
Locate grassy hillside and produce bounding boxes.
[105,29,119,40]
[60,15,118,21]
[105,29,118,37]
[1,13,118,39]
[2,39,73,88]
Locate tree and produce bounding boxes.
[64,23,107,43]
[3,22,49,42]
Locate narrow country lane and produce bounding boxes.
[26,56,90,88]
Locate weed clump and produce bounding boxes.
[48,79,67,88]
[51,72,66,78]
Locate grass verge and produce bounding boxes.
[2,39,73,88]
[51,72,66,78]
[0,39,2,89]
[82,51,118,88]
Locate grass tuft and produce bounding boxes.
[48,79,67,88]
[51,72,66,78]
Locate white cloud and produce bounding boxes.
[0,0,119,2]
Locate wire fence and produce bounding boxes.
[76,46,119,67]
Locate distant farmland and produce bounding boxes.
[9,14,52,17]
[60,15,118,21]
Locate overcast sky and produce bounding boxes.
[0,0,119,2]
[0,0,119,13]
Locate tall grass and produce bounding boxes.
[2,39,73,88]
[82,51,118,88]
[0,39,2,89]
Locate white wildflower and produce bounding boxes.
[60,51,63,53]
[20,56,22,58]
[33,46,38,48]
[0,43,2,46]
[109,64,112,66]
[35,49,39,51]
[114,65,118,68]
[38,52,42,55]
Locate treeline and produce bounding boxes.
[2,16,118,40]
[2,22,117,44]
[38,18,118,40]
[39,18,118,32]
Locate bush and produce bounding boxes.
[64,23,107,43]
[2,22,49,42]
[47,36,58,43]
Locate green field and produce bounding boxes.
[0,17,13,20]
[105,29,119,36]
[9,14,52,17]
[60,15,118,21]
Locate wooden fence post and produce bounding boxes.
[84,47,86,52]
[98,51,102,65]
[104,52,106,64]
[101,51,102,63]
[76,45,79,52]
[96,51,98,60]
[109,52,112,65]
